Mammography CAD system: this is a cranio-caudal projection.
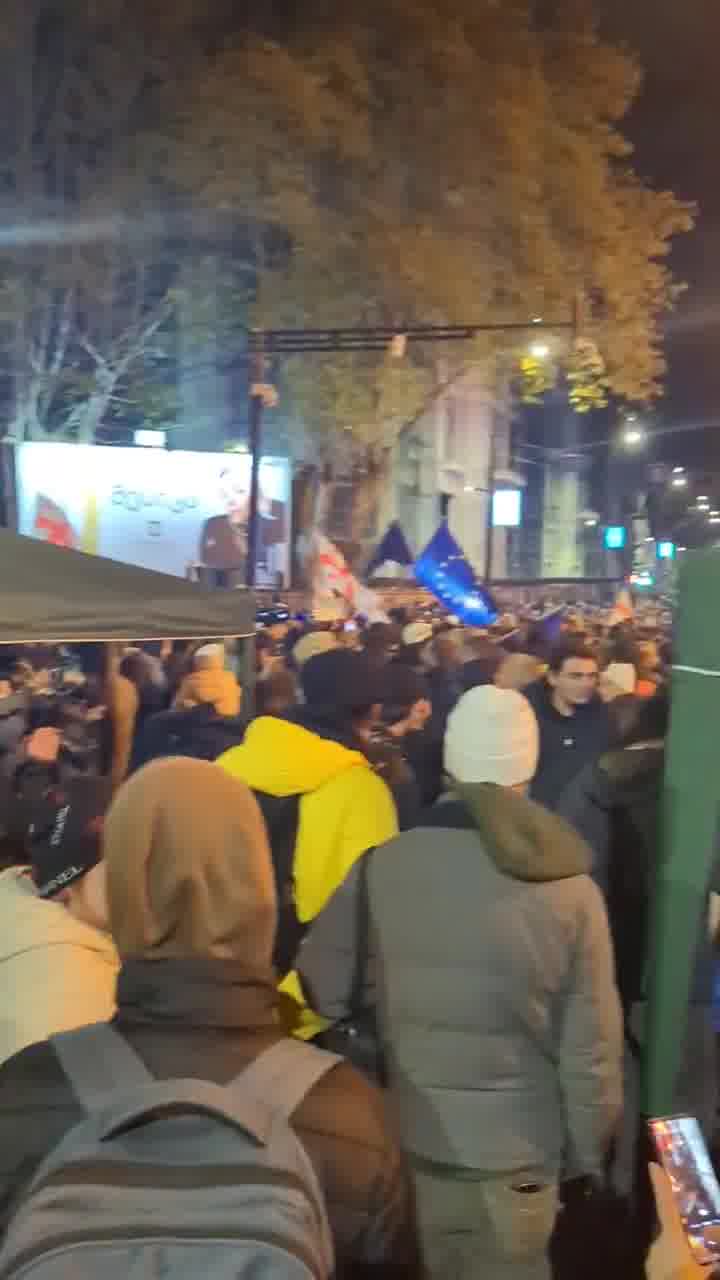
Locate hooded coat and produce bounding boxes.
[367,785,623,1180]
[0,760,420,1276]
[219,714,398,1035]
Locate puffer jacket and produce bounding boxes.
[0,868,118,1065]
[0,957,421,1277]
[218,713,398,1037]
[368,785,623,1180]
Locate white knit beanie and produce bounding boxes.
[444,686,539,788]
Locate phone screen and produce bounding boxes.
[649,1115,720,1266]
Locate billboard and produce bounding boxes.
[15,443,291,586]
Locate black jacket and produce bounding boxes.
[559,745,720,1009]
[131,704,246,773]
[525,679,613,812]
[0,956,420,1278]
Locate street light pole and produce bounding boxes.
[246,346,265,590]
[484,427,496,583]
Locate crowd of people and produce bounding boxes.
[0,596,710,1279]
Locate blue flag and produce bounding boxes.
[366,522,414,579]
[414,522,498,625]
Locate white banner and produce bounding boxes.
[16,443,291,585]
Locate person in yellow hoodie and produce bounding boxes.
[219,648,398,1039]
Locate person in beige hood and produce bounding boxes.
[0,759,421,1275]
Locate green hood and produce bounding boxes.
[455,782,591,883]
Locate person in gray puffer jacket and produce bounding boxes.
[368,685,623,1280]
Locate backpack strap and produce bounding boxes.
[51,1022,152,1109]
[235,1039,342,1119]
[254,791,303,977]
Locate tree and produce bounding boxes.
[172,0,690,562]
[0,0,213,443]
[182,0,690,436]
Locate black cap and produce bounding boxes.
[256,605,290,628]
[301,649,387,713]
[28,777,112,899]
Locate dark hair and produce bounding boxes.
[119,653,154,698]
[621,689,671,747]
[606,627,640,668]
[548,638,599,674]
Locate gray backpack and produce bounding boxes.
[0,1022,341,1279]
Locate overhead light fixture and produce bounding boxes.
[672,476,688,488]
[530,342,549,360]
[698,495,709,502]
[698,502,711,512]
[623,429,645,447]
[673,466,685,474]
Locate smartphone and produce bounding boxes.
[649,1114,720,1266]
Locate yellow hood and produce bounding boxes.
[219,716,398,1038]
[219,717,368,797]
[219,715,397,920]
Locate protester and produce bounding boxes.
[559,692,718,1193]
[426,628,465,732]
[292,629,338,668]
[496,652,543,692]
[119,650,165,740]
[525,637,614,811]
[0,667,26,780]
[364,620,401,658]
[636,640,662,698]
[396,621,433,673]
[0,759,421,1276]
[375,665,439,809]
[0,774,117,1065]
[218,648,398,1038]
[366,684,623,1279]
[255,665,299,717]
[173,643,240,717]
[462,635,505,691]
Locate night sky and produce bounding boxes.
[602,1,720,473]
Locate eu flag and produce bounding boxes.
[414,522,498,625]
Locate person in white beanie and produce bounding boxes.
[361,684,622,1280]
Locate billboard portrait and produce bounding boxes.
[15,443,291,586]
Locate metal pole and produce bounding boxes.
[484,428,496,583]
[246,350,265,589]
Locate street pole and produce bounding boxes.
[484,428,496,583]
[246,349,265,590]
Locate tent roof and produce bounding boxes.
[0,531,255,643]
